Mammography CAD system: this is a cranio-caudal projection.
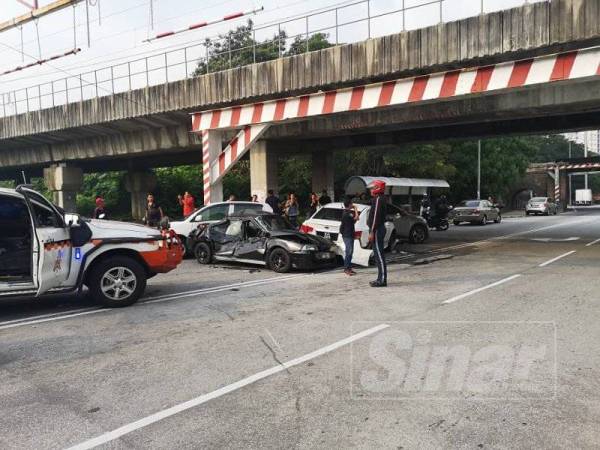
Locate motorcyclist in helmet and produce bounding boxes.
[367,180,388,288]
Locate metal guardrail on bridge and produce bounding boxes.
[0,0,540,118]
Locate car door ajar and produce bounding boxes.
[234,219,268,262]
[212,220,244,258]
[23,190,73,295]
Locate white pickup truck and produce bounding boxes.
[0,186,183,307]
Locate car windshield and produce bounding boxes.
[255,215,294,231]
[458,200,481,208]
[312,207,343,221]
[531,197,547,202]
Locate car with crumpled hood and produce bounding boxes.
[189,212,338,272]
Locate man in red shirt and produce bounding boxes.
[178,191,196,217]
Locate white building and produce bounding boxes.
[564,131,600,155]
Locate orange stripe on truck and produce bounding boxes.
[139,245,183,273]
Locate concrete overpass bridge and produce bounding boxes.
[519,157,600,208]
[3,0,600,213]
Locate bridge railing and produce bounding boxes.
[0,0,539,118]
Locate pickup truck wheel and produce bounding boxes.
[194,242,212,264]
[89,256,146,307]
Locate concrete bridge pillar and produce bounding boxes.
[43,165,83,213]
[250,140,278,202]
[124,170,157,220]
[203,130,223,204]
[559,170,569,211]
[312,151,335,202]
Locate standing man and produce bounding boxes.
[319,189,332,207]
[340,196,358,276]
[265,189,281,214]
[367,180,387,287]
[93,196,107,219]
[144,193,164,228]
[177,191,195,218]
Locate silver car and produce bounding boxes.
[452,200,501,225]
[526,197,558,216]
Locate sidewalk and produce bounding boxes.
[501,209,526,218]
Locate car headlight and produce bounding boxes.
[300,244,318,252]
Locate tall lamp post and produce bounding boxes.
[568,140,572,206]
[477,140,481,200]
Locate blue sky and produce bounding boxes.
[0,0,535,96]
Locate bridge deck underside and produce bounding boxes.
[3,76,600,178]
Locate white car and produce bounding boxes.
[0,186,183,307]
[170,201,272,254]
[300,202,428,266]
[525,197,558,215]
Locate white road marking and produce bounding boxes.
[0,309,107,331]
[442,274,522,305]
[530,237,580,242]
[0,307,96,327]
[586,238,600,247]
[143,274,307,304]
[0,275,309,331]
[65,323,390,450]
[538,251,577,267]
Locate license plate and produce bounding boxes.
[316,252,334,260]
[317,231,338,241]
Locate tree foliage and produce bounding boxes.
[192,20,333,75]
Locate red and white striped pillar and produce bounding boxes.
[554,166,561,204]
[201,130,223,205]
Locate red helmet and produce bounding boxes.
[368,179,386,196]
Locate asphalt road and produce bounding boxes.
[1,210,599,449]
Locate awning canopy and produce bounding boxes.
[345,176,450,196]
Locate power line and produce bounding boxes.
[0,39,152,115]
[1,0,353,85]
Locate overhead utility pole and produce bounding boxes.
[0,0,83,34]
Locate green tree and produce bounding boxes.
[193,20,285,75]
[192,21,334,75]
[286,33,333,56]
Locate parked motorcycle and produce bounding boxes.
[422,206,452,231]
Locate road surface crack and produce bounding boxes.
[260,336,290,374]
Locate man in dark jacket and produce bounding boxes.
[340,196,359,276]
[367,180,388,287]
[265,189,281,214]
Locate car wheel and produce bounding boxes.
[494,214,502,223]
[453,220,460,226]
[480,215,487,225]
[409,224,427,244]
[268,248,292,273]
[88,256,146,307]
[544,210,549,216]
[194,242,212,264]
[526,211,530,216]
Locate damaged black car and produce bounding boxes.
[189,213,338,272]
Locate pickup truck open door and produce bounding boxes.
[20,188,73,296]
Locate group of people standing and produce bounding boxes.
[338,180,387,287]
[263,189,332,228]
[95,181,388,288]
